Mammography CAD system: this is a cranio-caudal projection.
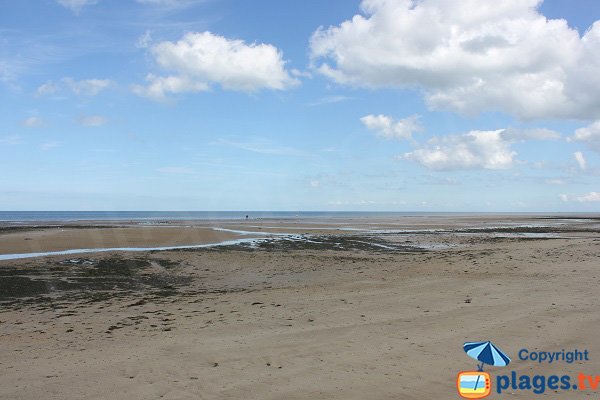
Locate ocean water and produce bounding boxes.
[0,211,566,222]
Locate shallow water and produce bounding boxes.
[0,237,267,261]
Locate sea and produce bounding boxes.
[0,210,587,222]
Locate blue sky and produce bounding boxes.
[1,0,599,211]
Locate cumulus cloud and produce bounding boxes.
[36,78,112,97]
[132,74,208,101]
[359,117,559,170]
[22,116,43,128]
[57,0,97,14]
[78,115,107,127]
[361,114,422,140]
[569,121,600,152]
[310,0,600,120]
[574,151,587,170]
[134,31,298,100]
[402,129,516,170]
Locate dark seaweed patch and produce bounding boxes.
[85,257,150,276]
[154,258,179,268]
[0,256,192,309]
[0,276,49,298]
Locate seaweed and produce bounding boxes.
[84,257,150,276]
[0,255,191,310]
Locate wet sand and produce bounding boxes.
[1,215,600,399]
[0,226,246,255]
[2,214,598,257]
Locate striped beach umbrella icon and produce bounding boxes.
[463,341,511,396]
[463,341,511,370]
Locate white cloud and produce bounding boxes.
[569,121,600,152]
[402,129,516,170]
[361,114,422,140]
[574,151,587,170]
[36,78,112,97]
[36,82,59,97]
[545,179,566,185]
[576,192,600,202]
[291,69,312,78]
[560,191,600,202]
[132,74,208,101]
[22,116,43,128]
[57,0,97,14]
[63,78,111,96]
[501,128,560,141]
[134,31,298,99]
[310,180,321,188]
[78,115,107,127]
[310,0,600,120]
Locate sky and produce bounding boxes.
[1,0,599,212]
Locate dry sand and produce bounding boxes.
[1,216,600,399]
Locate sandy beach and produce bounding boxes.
[1,215,600,399]
[6,0,600,398]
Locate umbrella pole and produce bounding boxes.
[477,362,484,371]
[473,365,484,393]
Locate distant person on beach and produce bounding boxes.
[245,215,248,220]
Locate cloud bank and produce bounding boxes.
[310,0,600,120]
